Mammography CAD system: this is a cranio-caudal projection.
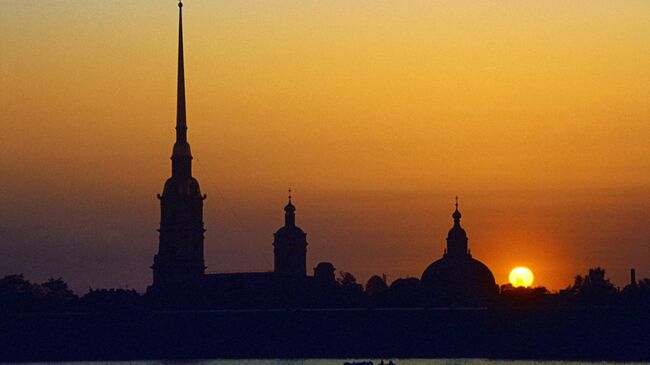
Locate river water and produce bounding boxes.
[3,360,644,365]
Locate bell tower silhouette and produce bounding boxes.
[151,1,206,290]
[273,190,308,278]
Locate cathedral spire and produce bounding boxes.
[151,1,206,291]
[176,1,187,144]
[171,0,192,178]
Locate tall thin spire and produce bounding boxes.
[152,0,206,291]
[171,0,192,178]
[176,0,187,144]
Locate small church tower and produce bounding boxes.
[151,1,206,290]
[445,196,470,258]
[273,192,308,278]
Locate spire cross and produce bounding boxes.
[288,188,292,202]
[455,195,459,210]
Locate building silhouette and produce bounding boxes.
[273,193,308,278]
[201,197,312,306]
[148,2,501,307]
[421,198,498,304]
[151,1,206,291]
[149,3,325,299]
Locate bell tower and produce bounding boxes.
[273,191,308,278]
[151,1,206,290]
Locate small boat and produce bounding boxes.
[344,361,396,365]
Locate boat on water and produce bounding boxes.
[344,361,396,365]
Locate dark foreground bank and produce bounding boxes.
[1,307,649,362]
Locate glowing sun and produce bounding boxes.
[509,266,534,288]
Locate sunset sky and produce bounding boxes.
[1,1,649,292]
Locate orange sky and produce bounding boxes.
[1,1,649,292]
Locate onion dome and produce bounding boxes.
[275,192,305,236]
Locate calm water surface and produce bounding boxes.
[5,360,645,365]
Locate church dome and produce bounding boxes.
[420,199,498,304]
[421,256,497,301]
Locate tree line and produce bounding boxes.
[1,267,649,312]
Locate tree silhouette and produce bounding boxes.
[337,271,359,288]
[0,274,77,312]
[566,267,617,305]
[0,274,40,312]
[40,277,76,310]
[499,283,549,307]
[365,274,388,297]
[336,271,365,306]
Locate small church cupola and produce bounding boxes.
[273,189,308,278]
[446,196,469,258]
[452,198,462,223]
[284,192,296,226]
